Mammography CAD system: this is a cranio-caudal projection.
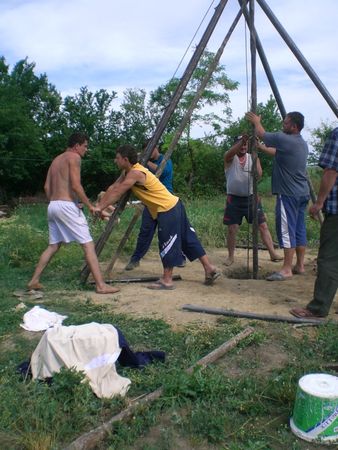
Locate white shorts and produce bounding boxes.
[48,201,93,245]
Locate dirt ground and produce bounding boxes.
[84,248,338,327]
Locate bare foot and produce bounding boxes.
[96,284,120,294]
[270,254,283,262]
[292,266,305,275]
[224,257,234,267]
[27,282,44,290]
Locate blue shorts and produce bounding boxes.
[275,194,309,248]
[223,195,266,226]
[157,200,205,268]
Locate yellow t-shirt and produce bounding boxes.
[130,163,178,218]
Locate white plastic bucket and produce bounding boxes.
[290,373,338,444]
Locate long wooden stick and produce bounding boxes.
[64,326,254,450]
[88,275,182,285]
[182,304,326,325]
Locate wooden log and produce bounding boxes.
[88,275,182,285]
[182,304,326,325]
[64,326,254,450]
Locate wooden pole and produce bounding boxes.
[64,327,254,450]
[80,0,232,282]
[256,0,338,119]
[182,304,326,325]
[104,8,244,276]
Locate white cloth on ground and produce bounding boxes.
[20,305,68,331]
[30,322,131,399]
[48,200,92,244]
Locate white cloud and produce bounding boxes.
[0,0,337,136]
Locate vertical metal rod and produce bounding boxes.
[249,0,259,279]
[256,0,338,118]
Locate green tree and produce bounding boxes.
[0,57,62,199]
[149,50,238,190]
[62,86,121,195]
[118,88,152,147]
[308,120,336,165]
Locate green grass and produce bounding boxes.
[0,198,335,450]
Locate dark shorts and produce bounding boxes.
[223,194,266,226]
[157,200,205,268]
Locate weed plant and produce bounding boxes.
[0,199,333,450]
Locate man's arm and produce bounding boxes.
[246,112,266,138]
[224,136,248,166]
[309,168,338,217]
[69,156,93,210]
[256,140,276,157]
[44,168,52,200]
[96,170,143,212]
[256,157,263,179]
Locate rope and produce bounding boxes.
[170,0,216,81]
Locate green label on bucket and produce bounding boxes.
[292,387,338,441]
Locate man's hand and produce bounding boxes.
[90,205,102,218]
[246,112,261,125]
[309,202,323,220]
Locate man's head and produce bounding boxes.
[115,145,138,170]
[142,138,160,160]
[283,112,304,134]
[68,132,89,157]
[234,135,248,155]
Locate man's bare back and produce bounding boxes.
[45,151,80,202]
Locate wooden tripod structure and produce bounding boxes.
[81,0,338,282]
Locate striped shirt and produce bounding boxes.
[318,127,338,214]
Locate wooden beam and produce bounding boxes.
[182,304,326,325]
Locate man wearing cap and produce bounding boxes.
[223,134,282,266]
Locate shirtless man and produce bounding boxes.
[28,132,119,294]
[94,144,220,290]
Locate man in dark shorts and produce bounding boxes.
[95,145,220,290]
[223,135,282,266]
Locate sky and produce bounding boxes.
[1,0,337,143]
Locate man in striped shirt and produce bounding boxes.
[291,127,338,318]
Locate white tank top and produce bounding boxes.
[225,154,253,196]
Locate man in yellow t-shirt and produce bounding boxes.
[94,145,220,290]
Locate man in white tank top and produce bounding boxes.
[223,135,282,266]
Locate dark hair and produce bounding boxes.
[68,132,89,148]
[142,138,161,150]
[116,145,138,165]
[287,112,304,131]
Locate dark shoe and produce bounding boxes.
[125,260,140,271]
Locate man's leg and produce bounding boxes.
[306,215,338,316]
[258,222,282,261]
[293,196,309,274]
[225,224,238,266]
[28,243,61,289]
[279,247,295,277]
[82,241,120,294]
[294,246,306,274]
[126,208,157,270]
